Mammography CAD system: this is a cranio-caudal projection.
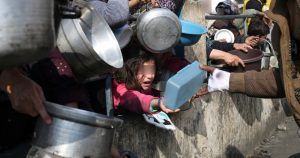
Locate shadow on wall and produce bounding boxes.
[225,145,245,158]
[271,99,293,117]
[229,93,291,126]
[170,99,208,137]
[228,93,263,126]
[289,153,300,158]
[114,113,183,158]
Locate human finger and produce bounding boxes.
[200,65,215,73]
[33,87,52,124]
[237,58,245,67]
[160,104,178,113]
[241,44,252,52]
[174,109,180,112]
[36,102,52,124]
[240,46,249,52]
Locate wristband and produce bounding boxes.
[157,98,161,109]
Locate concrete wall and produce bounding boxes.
[114,1,290,157]
[114,93,289,158]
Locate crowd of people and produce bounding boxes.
[0,0,299,157]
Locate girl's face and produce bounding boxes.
[136,60,156,90]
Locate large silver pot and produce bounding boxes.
[31,102,123,158]
[57,1,123,81]
[0,0,55,68]
[136,8,181,53]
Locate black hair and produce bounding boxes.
[247,17,270,36]
[246,0,265,11]
[114,51,156,91]
[216,2,237,15]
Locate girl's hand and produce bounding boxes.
[159,98,180,113]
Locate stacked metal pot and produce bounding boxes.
[0,0,55,68]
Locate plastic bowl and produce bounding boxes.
[179,20,207,46]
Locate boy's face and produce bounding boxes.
[136,60,156,90]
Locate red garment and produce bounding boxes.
[163,55,190,73]
[112,80,158,114]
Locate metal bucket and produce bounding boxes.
[0,0,55,68]
[57,1,123,81]
[31,102,123,158]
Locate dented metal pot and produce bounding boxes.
[31,102,123,158]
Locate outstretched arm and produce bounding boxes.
[209,49,245,67]
[200,66,285,98]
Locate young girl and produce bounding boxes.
[113,52,180,130]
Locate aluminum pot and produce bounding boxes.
[57,1,123,81]
[136,8,181,53]
[31,102,123,158]
[0,0,55,68]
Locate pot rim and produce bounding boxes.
[46,102,123,129]
[243,53,264,63]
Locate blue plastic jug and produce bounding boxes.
[163,61,205,110]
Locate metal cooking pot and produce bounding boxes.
[0,0,55,68]
[212,49,264,72]
[136,8,181,53]
[57,1,123,81]
[31,102,123,158]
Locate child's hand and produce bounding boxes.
[233,43,252,52]
[190,83,209,102]
[245,36,259,47]
[159,98,180,113]
[223,53,245,67]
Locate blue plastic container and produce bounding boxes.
[179,20,207,46]
[163,61,206,110]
